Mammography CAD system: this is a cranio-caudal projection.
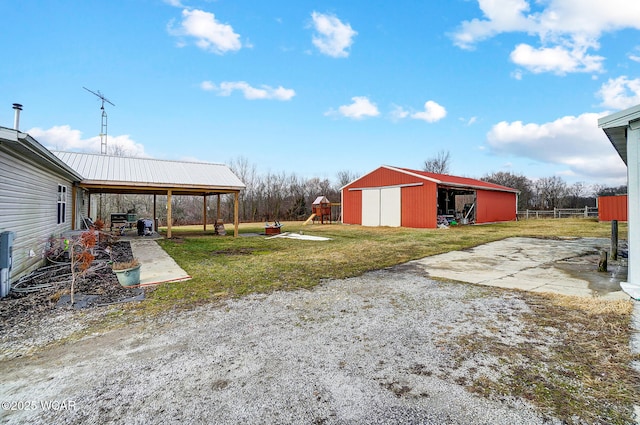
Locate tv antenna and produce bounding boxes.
[83,87,115,155]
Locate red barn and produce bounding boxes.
[341,166,518,228]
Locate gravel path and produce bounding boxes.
[1,266,561,424]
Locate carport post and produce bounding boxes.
[203,195,207,232]
[234,191,239,237]
[167,189,172,239]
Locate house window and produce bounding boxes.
[57,185,67,224]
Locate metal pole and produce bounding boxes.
[611,220,618,261]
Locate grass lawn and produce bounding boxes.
[148,218,627,311]
[138,218,637,424]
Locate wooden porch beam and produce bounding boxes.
[203,195,208,232]
[167,189,172,239]
[234,191,239,237]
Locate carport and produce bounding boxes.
[53,152,245,238]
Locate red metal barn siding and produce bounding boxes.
[342,167,426,226]
[475,190,517,223]
[598,195,628,221]
[401,183,437,228]
[342,189,362,224]
[348,167,426,188]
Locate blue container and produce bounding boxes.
[114,264,141,287]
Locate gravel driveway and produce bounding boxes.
[1,266,564,424]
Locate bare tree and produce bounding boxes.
[423,150,451,174]
[335,170,359,189]
[566,182,590,208]
[229,156,259,221]
[534,176,567,209]
[595,185,627,196]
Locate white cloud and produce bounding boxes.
[452,0,534,49]
[388,101,447,123]
[201,81,295,100]
[510,43,604,75]
[597,76,640,109]
[163,0,184,7]
[200,81,215,91]
[486,112,626,180]
[310,12,357,58]
[460,116,478,126]
[29,125,146,157]
[327,96,379,119]
[389,105,409,122]
[411,101,447,123]
[168,9,241,54]
[453,0,640,74]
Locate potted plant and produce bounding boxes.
[112,258,141,287]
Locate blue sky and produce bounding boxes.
[1,0,639,189]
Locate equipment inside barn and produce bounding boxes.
[437,188,476,225]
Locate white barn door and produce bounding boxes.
[361,189,381,226]
[361,187,401,227]
[380,187,401,227]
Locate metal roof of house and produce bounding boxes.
[390,166,520,193]
[598,103,640,166]
[53,151,245,194]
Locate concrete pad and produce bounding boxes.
[411,237,629,299]
[129,239,191,286]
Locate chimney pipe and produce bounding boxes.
[12,103,22,131]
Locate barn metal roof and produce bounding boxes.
[387,166,519,193]
[53,151,245,194]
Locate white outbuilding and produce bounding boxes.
[599,104,640,298]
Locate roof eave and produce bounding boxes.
[80,180,245,191]
[0,127,83,181]
[598,104,640,165]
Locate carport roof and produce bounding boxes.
[53,151,245,195]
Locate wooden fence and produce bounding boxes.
[517,206,598,220]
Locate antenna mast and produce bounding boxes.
[83,87,115,155]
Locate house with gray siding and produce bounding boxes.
[0,126,86,281]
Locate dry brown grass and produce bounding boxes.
[460,292,638,424]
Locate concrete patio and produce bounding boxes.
[410,236,629,300]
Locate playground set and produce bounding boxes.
[303,196,340,225]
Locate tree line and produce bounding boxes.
[92,154,626,226]
[424,150,627,211]
[480,172,626,211]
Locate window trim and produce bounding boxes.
[57,184,67,224]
